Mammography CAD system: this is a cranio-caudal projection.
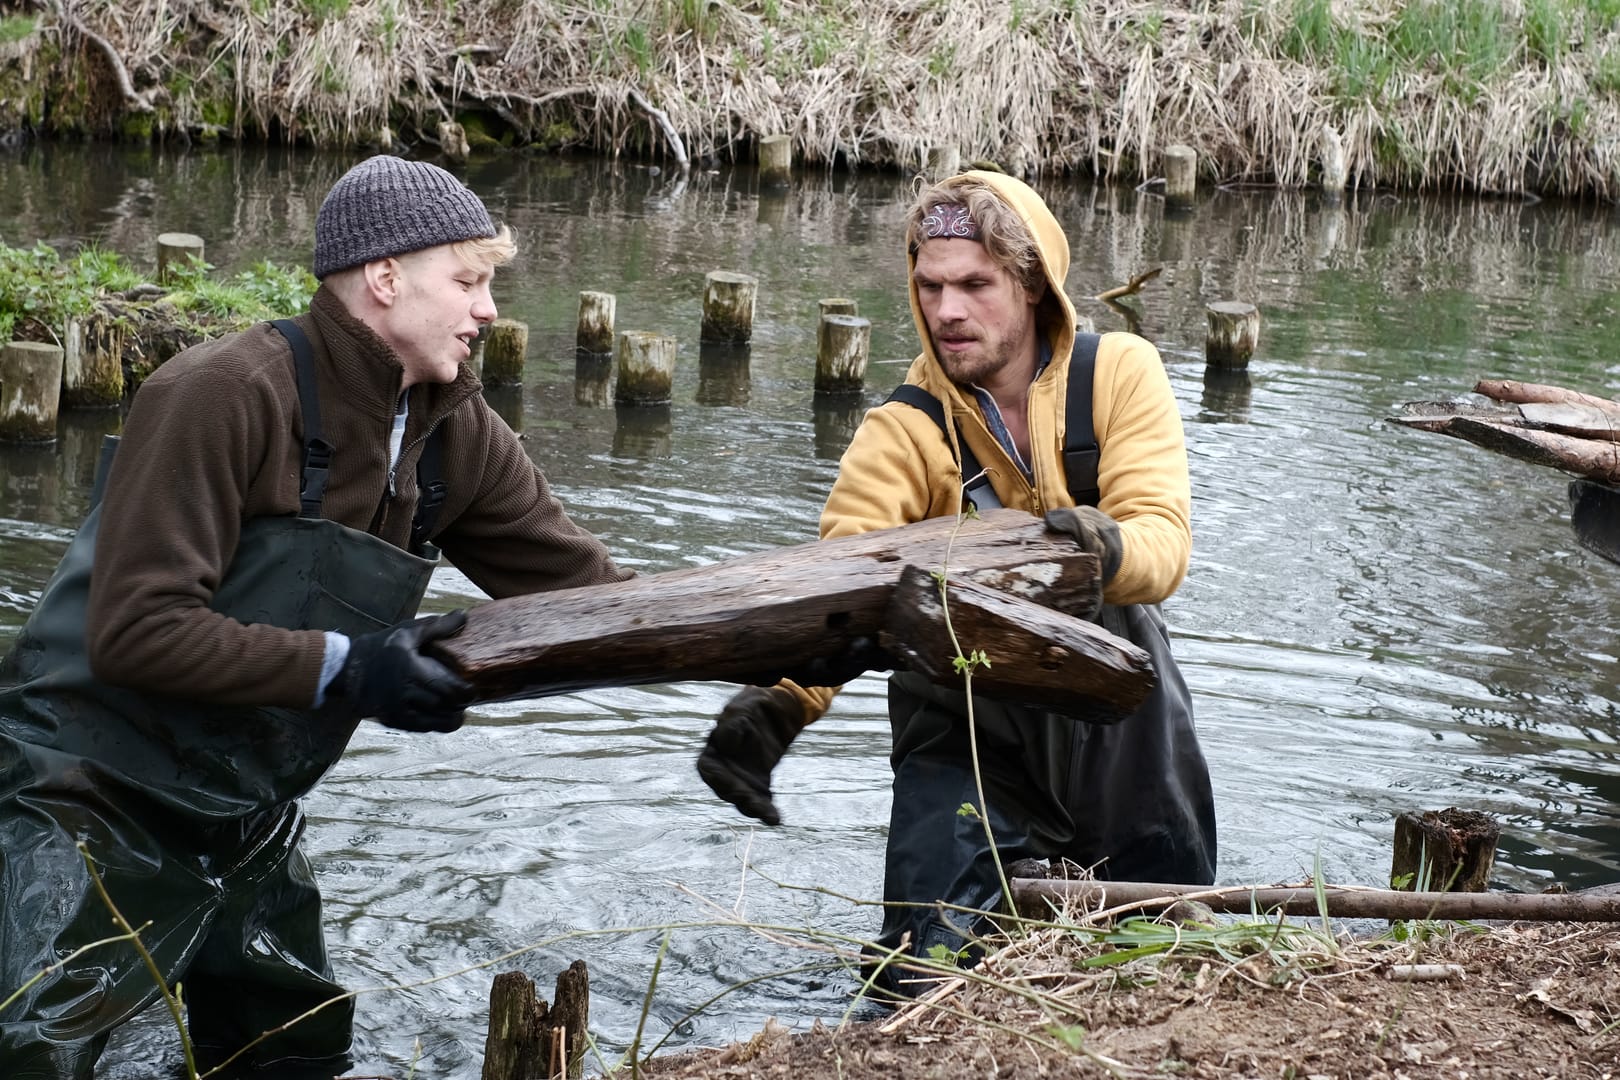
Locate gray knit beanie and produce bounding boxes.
[313,155,497,279]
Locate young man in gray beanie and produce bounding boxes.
[0,155,630,1077]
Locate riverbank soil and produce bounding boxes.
[639,921,1620,1079]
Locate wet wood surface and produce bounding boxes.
[435,509,1120,704]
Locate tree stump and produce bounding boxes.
[439,120,470,163]
[156,232,204,284]
[62,311,125,408]
[481,961,590,1080]
[758,133,791,187]
[1205,301,1259,370]
[1164,145,1197,209]
[818,297,858,319]
[576,291,615,355]
[615,331,676,406]
[484,318,529,386]
[0,340,64,443]
[1391,808,1500,892]
[701,271,757,344]
[926,145,960,178]
[815,314,870,396]
[467,322,488,379]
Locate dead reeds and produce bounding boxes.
[33,0,1620,198]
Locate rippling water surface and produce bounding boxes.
[2,144,1618,1077]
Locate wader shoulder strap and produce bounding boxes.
[410,426,447,554]
[1064,332,1102,508]
[885,332,1104,508]
[884,383,994,509]
[269,319,333,520]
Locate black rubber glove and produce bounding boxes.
[334,610,474,733]
[1044,505,1123,583]
[696,685,806,826]
[781,635,893,688]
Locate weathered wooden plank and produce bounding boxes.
[1389,412,1620,483]
[1474,378,1620,420]
[1516,401,1620,442]
[882,566,1154,718]
[436,509,1103,702]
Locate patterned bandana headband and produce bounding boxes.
[920,203,981,242]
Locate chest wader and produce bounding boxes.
[0,320,447,1078]
[870,335,1216,994]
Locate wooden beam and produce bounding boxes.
[883,566,1154,717]
[436,509,1107,703]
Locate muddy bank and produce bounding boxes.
[1,1,1616,199]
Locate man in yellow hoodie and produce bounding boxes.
[698,171,1215,990]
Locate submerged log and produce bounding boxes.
[884,567,1153,717]
[435,509,1130,706]
[1010,879,1620,923]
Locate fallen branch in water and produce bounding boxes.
[1095,266,1162,303]
[628,86,690,172]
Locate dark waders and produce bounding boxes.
[0,320,440,1077]
[870,337,1217,995]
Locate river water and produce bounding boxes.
[2,143,1618,1077]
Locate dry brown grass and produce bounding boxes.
[39,0,1620,198]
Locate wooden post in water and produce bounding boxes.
[1391,808,1500,892]
[483,318,528,386]
[481,960,590,1080]
[1204,301,1259,370]
[157,232,205,284]
[758,133,791,187]
[439,120,470,163]
[816,314,870,396]
[615,331,676,406]
[0,340,64,443]
[62,312,125,408]
[1319,125,1348,200]
[1163,145,1197,210]
[576,291,615,355]
[701,271,757,344]
[466,323,488,379]
[818,297,858,319]
[926,145,960,178]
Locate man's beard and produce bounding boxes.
[933,321,1027,386]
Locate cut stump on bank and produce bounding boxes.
[433,508,1155,717]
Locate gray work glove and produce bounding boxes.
[696,685,806,826]
[1044,505,1123,584]
[333,611,475,733]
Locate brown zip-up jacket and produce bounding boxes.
[85,285,629,709]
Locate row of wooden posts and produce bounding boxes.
[467,271,873,409]
[0,224,1261,442]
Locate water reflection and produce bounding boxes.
[696,343,750,407]
[1199,367,1254,424]
[612,403,672,459]
[482,384,524,434]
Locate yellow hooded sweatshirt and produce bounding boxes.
[786,170,1192,724]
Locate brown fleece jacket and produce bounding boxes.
[86,286,629,708]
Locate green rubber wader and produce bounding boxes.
[0,474,437,1077]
